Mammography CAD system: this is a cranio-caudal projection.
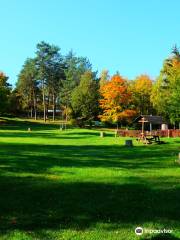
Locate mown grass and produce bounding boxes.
[0,118,180,240]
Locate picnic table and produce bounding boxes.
[145,135,160,144]
[137,133,163,144]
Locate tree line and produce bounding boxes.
[0,42,180,127]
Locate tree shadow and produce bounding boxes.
[0,120,180,238]
[142,233,180,239]
[0,175,180,232]
[0,141,179,233]
[0,142,178,175]
[0,118,60,131]
[0,131,102,139]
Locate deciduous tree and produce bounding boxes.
[16,58,38,119]
[99,69,109,88]
[131,74,153,114]
[0,72,11,113]
[71,71,99,125]
[99,74,136,126]
[60,51,92,116]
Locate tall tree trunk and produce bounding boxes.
[46,95,50,121]
[33,94,37,121]
[42,79,46,122]
[66,106,68,123]
[65,106,68,130]
[30,106,33,118]
[52,93,56,122]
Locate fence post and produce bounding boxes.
[115,130,118,137]
[100,131,104,137]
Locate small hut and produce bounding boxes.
[134,115,163,134]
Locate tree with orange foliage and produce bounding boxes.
[99,74,136,126]
[131,74,153,114]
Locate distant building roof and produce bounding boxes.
[134,115,164,124]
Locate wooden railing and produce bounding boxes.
[117,129,180,138]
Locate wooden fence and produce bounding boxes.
[117,129,180,138]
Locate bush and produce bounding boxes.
[69,118,77,126]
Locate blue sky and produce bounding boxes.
[0,0,180,85]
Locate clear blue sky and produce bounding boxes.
[0,0,180,85]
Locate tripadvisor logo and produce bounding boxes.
[135,226,173,235]
[135,227,143,235]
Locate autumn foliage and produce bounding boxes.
[1,44,180,127]
[99,75,136,123]
[133,74,152,94]
[131,74,153,114]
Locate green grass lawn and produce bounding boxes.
[0,118,180,240]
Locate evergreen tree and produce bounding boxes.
[35,41,63,121]
[0,72,11,114]
[151,46,180,126]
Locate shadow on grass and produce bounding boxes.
[0,118,62,131]
[0,118,102,139]
[0,142,178,174]
[142,233,180,239]
[0,143,179,233]
[0,131,103,140]
[0,120,180,237]
[0,175,180,232]
[0,127,113,140]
